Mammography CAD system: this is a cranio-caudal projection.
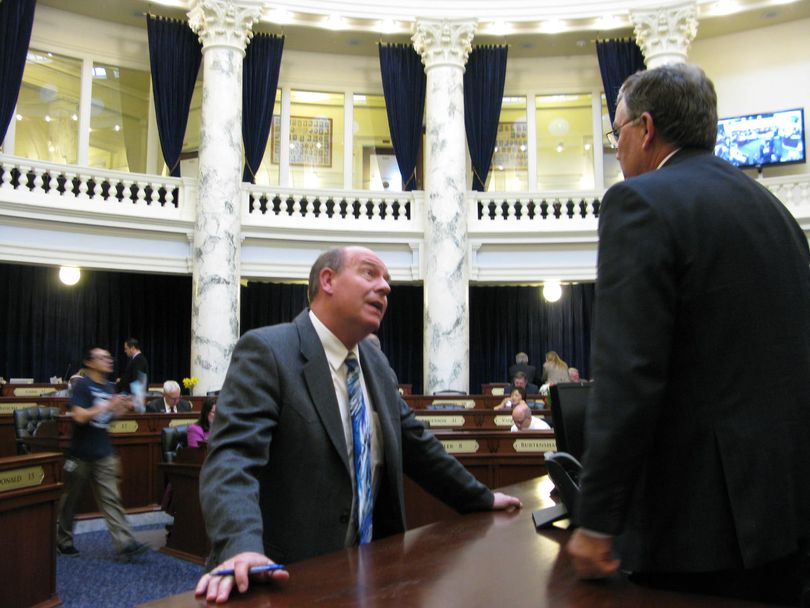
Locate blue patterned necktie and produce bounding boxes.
[345,354,373,544]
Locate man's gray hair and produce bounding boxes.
[307,248,346,303]
[516,352,529,364]
[617,63,717,151]
[163,380,180,394]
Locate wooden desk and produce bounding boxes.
[403,394,506,410]
[0,452,63,608]
[159,447,208,565]
[414,408,551,429]
[138,477,766,608]
[1,383,66,397]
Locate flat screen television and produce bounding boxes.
[715,107,805,169]
[548,381,592,462]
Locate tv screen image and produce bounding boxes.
[714,107,805,168]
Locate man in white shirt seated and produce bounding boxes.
[510,402,550,432]
[146,380,192,413]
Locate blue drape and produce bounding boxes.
[146,15,202,177]
[0,0,37,145]
[242,33,284,183]
[596,39,646,125]
[378,44,426,191]
[464,46,508,191]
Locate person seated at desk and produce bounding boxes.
[508,351,536,384]
[506,371,539,396]
[568,367,581,382]
[146,380,192,413]
[188,397,217,448]
[510,403,550,432]
[494,387,528,411]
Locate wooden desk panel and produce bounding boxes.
[403,394,505,410]
[139,477,766,608]
[414,408,551,429]
[159,447,208,565]
[0,452,63,608]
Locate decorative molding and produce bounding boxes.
[412,19,477,71]
[632,2,698,68]
[187,0,261,53]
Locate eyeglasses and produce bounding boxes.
[606,116,639,148]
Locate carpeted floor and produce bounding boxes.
[57,513,206,608]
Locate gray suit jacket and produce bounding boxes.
[201,310,493,565]
[577,149,810,573]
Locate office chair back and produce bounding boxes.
[160,425,189,462]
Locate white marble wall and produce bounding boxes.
[188,0,259,395]
[413,19,476,394]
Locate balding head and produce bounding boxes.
[512,403,533,430]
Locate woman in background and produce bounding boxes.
[541,351,570,385]
[187,397,216,448]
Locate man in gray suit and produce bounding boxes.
[567,64,810,605]
[196,246,522,603]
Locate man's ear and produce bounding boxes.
[319,267,336,296]
[640,112,655,150]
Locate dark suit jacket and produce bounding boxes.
[145,397,192,413]
[201,310,493,565]
[577,149,810,573]
[115,352,148,393]
[508,363,537,384]
[507,382,539,395]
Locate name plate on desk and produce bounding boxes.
[430,399,475,409]
[416,415,464,427]
[13,387,53,396]
[513,439,556,453]
[440,439,479,454]
[109,420,139,434]
[0,466,45,493]
[494,415,513,427]
[0,402,36,414]
[169,419,196,428]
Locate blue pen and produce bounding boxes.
[213,563,286,577]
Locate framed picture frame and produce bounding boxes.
[492,121,528,170]
[270,115,332,167]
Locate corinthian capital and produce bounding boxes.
[412,18,477,71]
[632,2,698,68]
[187,0,261,53]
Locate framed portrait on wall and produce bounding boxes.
[270,115,332,167]
[492,122,528,170]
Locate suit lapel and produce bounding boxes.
[295,311,351,476]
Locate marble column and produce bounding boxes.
[632,2,698,68]
[412,19,476,394]
[187,0,259,395]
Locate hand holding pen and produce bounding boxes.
[196,551,289,603]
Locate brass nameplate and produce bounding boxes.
[416,415,464,427]
[430,399,475,409]
[0,466,45,493]
[109,420,138,434]
[13,387,53,396]
[169,419,196,428]
[0,402,36,414]
[494,415,513,427]
[513,438,557,453]
[440,439,479,454]
[491,387,505,396]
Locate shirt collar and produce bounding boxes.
[309,310,359,373]
[657,148,681,170]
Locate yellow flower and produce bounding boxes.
[182,376,199,389]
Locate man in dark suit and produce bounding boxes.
[507,370,539,396]
[567,64,810,605]
[507,352,536,384]
[196,247,522,603]
[115,337,148,393]
[145,380,192,413]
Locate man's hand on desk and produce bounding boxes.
[492,492,523,510]
[195,551,289,604]
[566,528,620,579]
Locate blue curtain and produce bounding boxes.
[596,39,646,125]
[378,44,426,191]
[470,284,595,392]
[242,33,284,183]
[464,46,508,191]
[0,0,37,145]
[146,15,202,177]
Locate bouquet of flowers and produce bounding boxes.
[182,376,199,391]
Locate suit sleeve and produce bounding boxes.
[199,330,281,562]
[576,183,678,535]
[399,400,494,512]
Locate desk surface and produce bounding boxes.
[138,477,766,608]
